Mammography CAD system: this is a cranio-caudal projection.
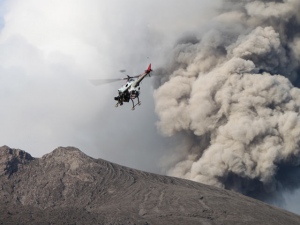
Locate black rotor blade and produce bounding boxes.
[90,78,126,86]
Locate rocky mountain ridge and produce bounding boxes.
[1,145,300,225]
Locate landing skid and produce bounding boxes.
[114,97,141,110]
[131,97,141,110]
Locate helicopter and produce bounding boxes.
[91,64,152,110]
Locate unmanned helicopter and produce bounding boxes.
[91,64,152,110]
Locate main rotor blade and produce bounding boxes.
[90,78,126,86]
[90,68,156,86]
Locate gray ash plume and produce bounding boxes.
[154,0,300,204]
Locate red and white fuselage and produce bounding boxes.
[118,64,152,99]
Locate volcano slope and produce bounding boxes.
[1,146,300,225]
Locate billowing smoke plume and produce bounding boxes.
[154,0,300,203]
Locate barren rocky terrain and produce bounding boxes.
[1,145,300,225]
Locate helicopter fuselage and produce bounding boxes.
[118,79,141,100]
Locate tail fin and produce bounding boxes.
[145,63,152,73]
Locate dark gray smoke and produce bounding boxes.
[154,0,300,204]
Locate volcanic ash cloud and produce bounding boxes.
[154,0,300,201]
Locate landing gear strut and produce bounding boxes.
[114,92,141,110]
[131,97,141,110]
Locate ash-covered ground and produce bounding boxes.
[1,145,300,225]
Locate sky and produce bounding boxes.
[0,0,220,173]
